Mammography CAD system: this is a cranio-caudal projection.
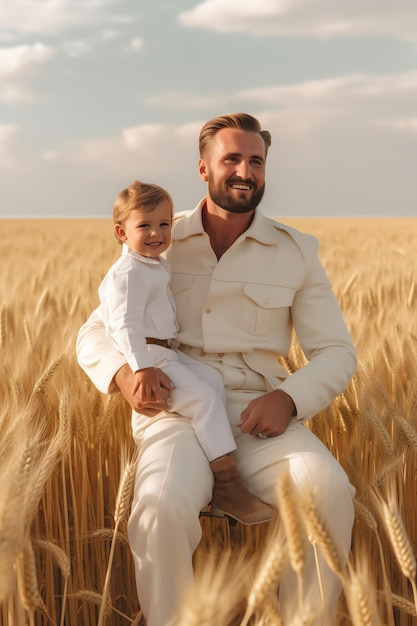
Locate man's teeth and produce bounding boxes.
[231,184,251,190]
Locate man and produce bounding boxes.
[77,113,357,626]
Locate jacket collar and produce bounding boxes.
[172,198,280,245]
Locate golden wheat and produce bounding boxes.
[240,525,288,626]
[343,560,383,626]
[1,217,416,625]
[301,489,346,580]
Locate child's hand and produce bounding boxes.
[132,367,173,404]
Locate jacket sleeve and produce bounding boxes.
[278,235,357,421]
[76,308,127,395]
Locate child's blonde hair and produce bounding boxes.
[113,180,173,244]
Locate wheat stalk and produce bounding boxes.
[0,306,7,347]
[98,448,140,626]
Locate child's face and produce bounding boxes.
[115,199,172,258]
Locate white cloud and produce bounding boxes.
[0,43,54,103]
[129,37,143,51]
[73,121,200,171]
[179,0,417,42]
[62,39,91,57]
[373,117,417,133]
[237,70,417,115]
[101,28,121,40]
[144,90,230,110]
[0,0,117,35]
[42,150,62,160]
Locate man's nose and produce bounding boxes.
[235,160,250,179]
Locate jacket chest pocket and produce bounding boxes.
[241,284,294,336]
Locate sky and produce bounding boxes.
[0,0,416,219]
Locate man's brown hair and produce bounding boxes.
[198,113,272,158]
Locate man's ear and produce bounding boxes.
[114,224,126,242]
[198,159,209,182]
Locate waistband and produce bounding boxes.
[146,337,172,349]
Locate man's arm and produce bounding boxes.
[278,248,357,421]
[76,309,173,413]
[76,309,127,394]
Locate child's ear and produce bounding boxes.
[114,224,126,242]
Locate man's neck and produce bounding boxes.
[201,200,254,260]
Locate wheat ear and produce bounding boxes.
[343,561,383,626]
[240,524,287,626]
[258,594,283,625]
[32,356,63,395]
[392,411,417,449]
[172,549,249,626]
[380,494,417,613]
[35,539,70,626]
[88,528,129,544]
[301,490,346,580]
[379,591,417,616]
[71,590,112,616]
[353,498,395,625]
[276,472,307,611]
[17,539,48,619]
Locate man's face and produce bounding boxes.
[199,128,266,214]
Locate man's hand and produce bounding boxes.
[114,363,174,415]
[237,389,296,438]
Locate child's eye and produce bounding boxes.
[161,222,171,227]
[138,223,149,229]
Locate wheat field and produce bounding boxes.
[0,217,416,626]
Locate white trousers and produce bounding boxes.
[128,353,355,626]
[143,344,236,461]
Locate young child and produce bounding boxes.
[97,180,274,525]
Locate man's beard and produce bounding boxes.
[208,178,265,214]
